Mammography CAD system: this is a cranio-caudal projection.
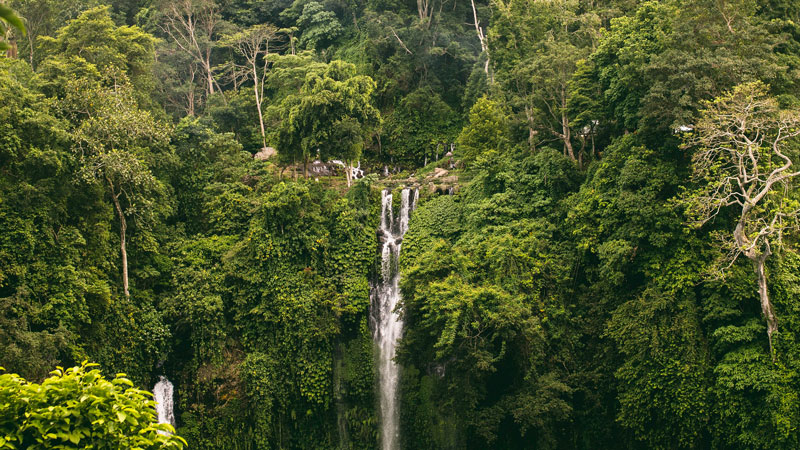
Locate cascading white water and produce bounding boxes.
[372,188,417,450]
[153,376,175,433]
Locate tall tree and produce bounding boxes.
[221,24,279,151]
[281,0,342,50]
[277,60,379,184]
[489,0,593,159]
[682,82,800,355]
[8,0,101,67]
[67,78,169,297]
[527,35,585,160]
[469,0,492,81]
[34,6,168,297]
[36,6,156,101]
[159,0,222,100]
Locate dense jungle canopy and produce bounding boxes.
[1,0,800,448]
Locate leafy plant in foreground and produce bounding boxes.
[0,362,186,449]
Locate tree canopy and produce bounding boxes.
[1,0,800,449]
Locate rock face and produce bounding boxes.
[427,182,459,195]
[432,168,449,178]
[254,147,277,160]
[440,175,458,184]
[310,161,334,176]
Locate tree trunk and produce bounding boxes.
[303,155,309,179]
[27,33,34,67]
[187,89,195,117]
[186,64,197,116]
[525,106,536,151]
[734,207,777,357]
[562,118,575,160]
[561,91,575,161]
[470,0,492,82]
[345,160,352,187]
[205,57,215,96]
[253,63,267,149]
[417,0,429,22]
[754,253,777,357]
[107,178,130,297]
[119,214,129,298]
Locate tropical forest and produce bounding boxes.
[1,0,800,448]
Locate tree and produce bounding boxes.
[158,0,222,100]
[586,0,785,145]
[456,96,512,164]
[0,362,186,449]
[682,82,800,355]
[36,6,157,101]
[68,78,170,297]
[526,35,586,160]
[489,0,593,159]
[284,0,342,50]
[469,0,492,81]
[31,6,168,299]
[277,60,379,185]
[384,87,458,166]
[567,59,604,161]
[326,117,365,186]
[221,24,279,151]
[7,0,102,67]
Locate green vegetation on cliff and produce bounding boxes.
[1,0,799,448]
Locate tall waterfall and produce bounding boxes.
[153,376,175,432]
[372,187,417,450]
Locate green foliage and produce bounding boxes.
[277,58,380,181]
[293,1,343,50]
[2,0,800,449]
[383,87,460,165]
[0,362,186,449]
[456,96,512,164]
[607,288,710,449]
[0,4,25,51]
[37,6,156,101]
[585,0,789,142]
[398,149,581,448]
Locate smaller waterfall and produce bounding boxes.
[372,187,417,450]
[153,376,175,432]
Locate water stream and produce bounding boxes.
[372,187,417,450]
[153,376,175,432]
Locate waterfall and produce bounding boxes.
[153,376,175,432]
[372,188,417,450]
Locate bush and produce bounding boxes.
[0,362,186,449]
